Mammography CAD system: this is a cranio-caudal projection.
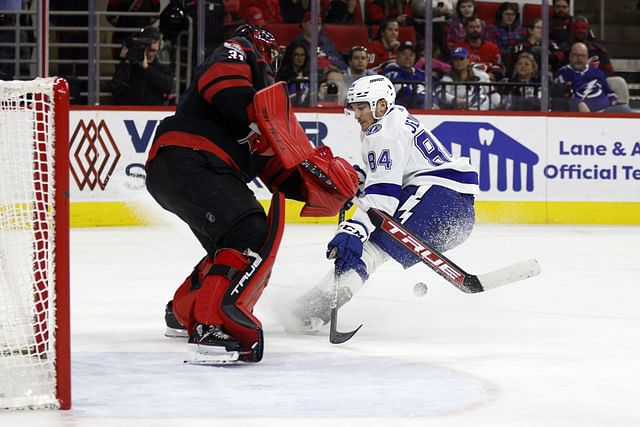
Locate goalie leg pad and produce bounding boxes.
[176,193,285,362]
[172,255,217,333]
[220,193,285,362]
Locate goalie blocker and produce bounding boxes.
[251,81,358,217]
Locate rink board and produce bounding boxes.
[67,107,640,226]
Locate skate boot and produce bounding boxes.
[290,286,353,335]
[185,324,243,364]
[164,301,188,338]
[164,301,189,338]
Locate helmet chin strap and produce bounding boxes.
[371,99,389,120]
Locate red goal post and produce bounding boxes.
[0,77,70,410]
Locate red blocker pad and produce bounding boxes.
[252,82,314,169]
[220,192,286,362]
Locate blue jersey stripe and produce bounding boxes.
[414,169,479,185]
[364,183,402,199]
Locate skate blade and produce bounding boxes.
[184,343,240,365]
[165,327,189,338]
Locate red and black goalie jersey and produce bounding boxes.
[148,36,275,179]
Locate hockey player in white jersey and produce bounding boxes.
[290,75,480,333]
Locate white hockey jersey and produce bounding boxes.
[352,105,479,237]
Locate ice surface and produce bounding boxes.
[2,222,640,426]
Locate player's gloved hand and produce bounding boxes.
[326,220,368,275]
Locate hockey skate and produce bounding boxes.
[184,324,243,365]
[286,286,353,335]
[164,301,188,338]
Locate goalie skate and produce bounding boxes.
[164,301,188,338]
[184,324,242,365]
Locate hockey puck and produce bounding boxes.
[413,282,428,297]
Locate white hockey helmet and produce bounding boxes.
[346,75,396,119]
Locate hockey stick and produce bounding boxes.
[328,207,363,344]
[354,199,541,293]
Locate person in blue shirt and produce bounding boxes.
[382,41,427,109]
[290,11,347,71]
[554,42,632,113]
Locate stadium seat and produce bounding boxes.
[399,25,416,44]
[323,24,369,55]
[476,1,501,25]
[607,76,630,105]
[522,3,554,25]
[264,23,301,48]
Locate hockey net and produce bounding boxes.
[0,78,70,410]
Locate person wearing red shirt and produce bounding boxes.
[240,0,283,24]
[367,18,401,69]
[454,16,504,80]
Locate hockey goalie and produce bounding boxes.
[145,25,358,364]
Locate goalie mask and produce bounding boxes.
[233,24,279,66]
[345,75,396,120]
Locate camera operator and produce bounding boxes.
[110,26,174,105]
[318,66,348,107]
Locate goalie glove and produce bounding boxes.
[298,146,358,217]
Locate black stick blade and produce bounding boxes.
[329,308,363,344]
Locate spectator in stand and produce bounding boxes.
[412,0,454,56]
[280,0,312,24]
[276,40,311,106]
[554,42,632,113]
[324,0,358,24]
[107,0,160,60]
[242,6,267,27]
[367,18,401,69]
[111,26,174,105]
[414,39,452,80]
[438,46,500,110]
[454,16,504,80]
[318,65,348,106]
[382,41,427,109]
[241,0,283,24]
[344,46,376,87]
[484,2,527,65]
[560,16,614,76]
[504,52,540,111]
[365,0,413,26]
[508,18,563,77]
[446,0,484,53]
[550,0,572,47]
[290,11,347,71]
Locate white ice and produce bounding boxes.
[3,221,640,427]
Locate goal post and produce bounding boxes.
[0,77,70,410]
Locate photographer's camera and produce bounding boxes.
[125,36,152,63]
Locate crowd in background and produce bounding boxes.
[0,0,635,113]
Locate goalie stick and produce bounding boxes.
[328,207,363,344]
[354,199,541,293]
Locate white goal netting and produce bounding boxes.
[0,78,65,410]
